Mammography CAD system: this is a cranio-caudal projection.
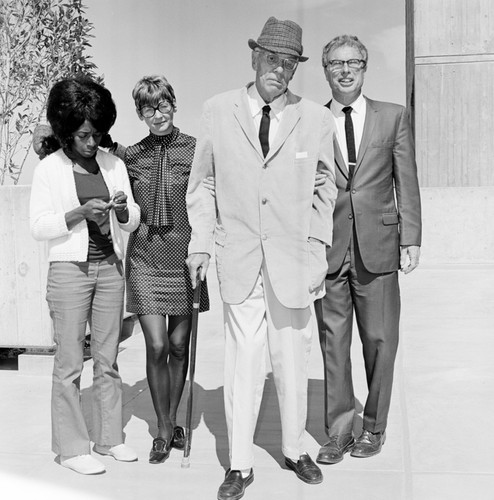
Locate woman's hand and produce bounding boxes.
[110,190,129,223]
[65,198,109,230]
[203,176,216,197]
[82,199,111,223]
[314,172,327,193]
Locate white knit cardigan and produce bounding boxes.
[30,148,140,262]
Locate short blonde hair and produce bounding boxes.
[132,75,177,111]
[321,35,368,68]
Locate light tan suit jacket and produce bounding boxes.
[187,84,337,308]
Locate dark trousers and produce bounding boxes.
[314,234,400,437]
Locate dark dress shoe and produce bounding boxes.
[217,468,254,500]
[149,437,172,464]
[284,454,323,484]
[317,435,355,464]
[350,430,386,458]
[171,426,186,450]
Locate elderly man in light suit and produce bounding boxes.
[314,35,422,466]
[186,17,336,500]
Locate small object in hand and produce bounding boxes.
[110,191,127,212]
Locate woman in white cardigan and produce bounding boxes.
[30,77,140,475]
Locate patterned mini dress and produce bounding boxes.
[123,127,209,315]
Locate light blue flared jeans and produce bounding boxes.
[46,256,125,457]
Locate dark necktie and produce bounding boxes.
[342,106,356,191]
[259,105,271,157]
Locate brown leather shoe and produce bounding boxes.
[217,468,254,500]
[316,435,355,464]
[350,430,386,458]
[284,454,323,484]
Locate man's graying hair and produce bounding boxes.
[321,35,368,67]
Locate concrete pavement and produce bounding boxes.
[1,264,493,500]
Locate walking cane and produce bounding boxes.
[181,268,202,468]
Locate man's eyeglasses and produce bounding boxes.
[326,59,366,71]
[139,101,173,118]
[261,51,299,71]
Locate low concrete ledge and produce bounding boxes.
[17,315,138,376]
[18,351,55,376]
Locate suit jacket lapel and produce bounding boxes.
[325,99,348,179]
[233,86,264,158]
[233,87,302,162]
[355,97,378,173]
[265,90,300,161]
[333,139,348,179]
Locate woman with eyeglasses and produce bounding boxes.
[107,75,209,464]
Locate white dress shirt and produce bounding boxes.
[247,83,287,146]
[330,93,366,168]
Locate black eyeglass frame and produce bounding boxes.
[139,101,173,118]
[325,59,367,70]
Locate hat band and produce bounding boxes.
[257,41,302,56]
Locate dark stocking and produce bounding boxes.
[168,314,192,427]
[139,314,172,441]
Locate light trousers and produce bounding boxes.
[46,256,125,457]
[223,262,313,470]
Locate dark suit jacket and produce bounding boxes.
[325,97,422,274]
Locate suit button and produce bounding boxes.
[262,234,267,240]
[352,189,356,194]
[263,164,267,169]
[262,198,267,204]
[348,214,353,219]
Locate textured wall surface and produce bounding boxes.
[0,186,52,347]
[412,0,494,187]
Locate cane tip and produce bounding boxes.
[181,457,190,468]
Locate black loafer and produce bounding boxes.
[171,426,186,450]
[317,435,355,464]
[350,430,386,458]
[149,437,171,464]
[285,454,323,484]
[217,468,254,500]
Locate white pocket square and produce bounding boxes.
[296,151,308,159]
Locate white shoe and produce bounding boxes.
[93,443,138,462]
[60,455,106,475]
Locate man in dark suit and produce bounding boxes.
[314,34,422,464]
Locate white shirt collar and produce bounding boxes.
[247,83,287,121]
[331,93,366,116]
